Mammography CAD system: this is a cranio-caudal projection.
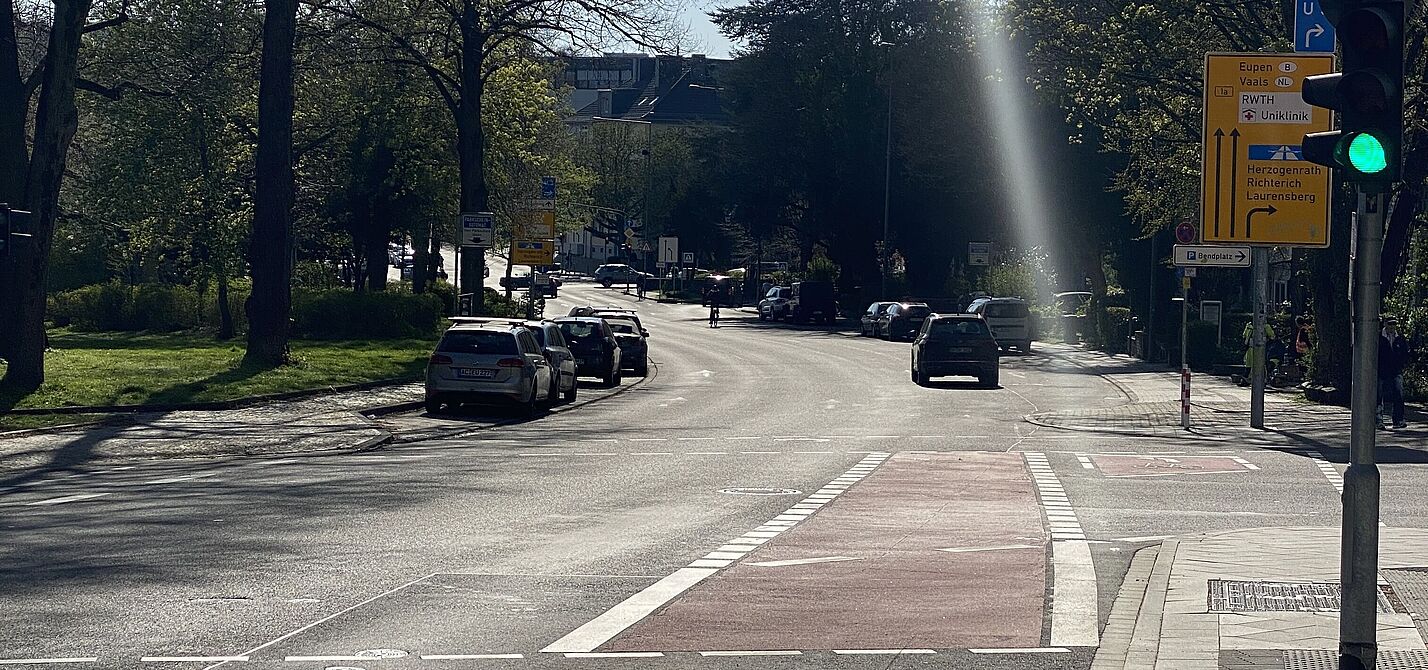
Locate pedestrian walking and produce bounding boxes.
[1379,317,1411,429]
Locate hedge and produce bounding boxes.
[291,289,444,339]
[49,282,201,332]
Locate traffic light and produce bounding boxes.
[1300,0,1404,187]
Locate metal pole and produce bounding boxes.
[881,73,892,300]
[1339,188,1383,670]
[1250,247,1269,428]
[1181,296,1190,428]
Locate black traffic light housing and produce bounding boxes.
[1300,1,1404,188]
[1,203,34,258]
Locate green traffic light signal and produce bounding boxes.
[1346,132,1388,174]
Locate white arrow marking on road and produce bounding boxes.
[935,544,1043,554]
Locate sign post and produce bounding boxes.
[1173,245,1251,267]
[1201,53,1334,248]
[968,241,991,266]
[1293,0,1335,53]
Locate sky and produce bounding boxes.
[679,0,739,58]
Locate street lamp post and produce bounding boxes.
[879,42,894,300]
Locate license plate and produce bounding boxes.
[575,359,585,366]
[455,368,496,379]
[950,347,973,354]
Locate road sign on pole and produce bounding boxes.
[1173,245,1252,267]
[459,212,495,247]
[1200,53,1334,247]
[658,236,678,267]
[541,176,556,199]
[681,252,694,265]
[968,241,991,266]
[511,240,553,265]
[1294,0,1335,52]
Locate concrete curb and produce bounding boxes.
[5,376,421,415]
[1124,539,1179,670]
[1091,544,1161,670]
[359,400,426,418]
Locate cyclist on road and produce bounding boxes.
[706,286,721,328]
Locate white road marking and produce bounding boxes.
[629,452,674,456]
[698,651,802,657]
[0,660,100,665]
[677,437,715,442]
[968,647,1071,654]
[421,654,524,660]
[747,556,862,567]
[284,657,370,662]
[833,649,936,655]
[686,452,728,456]
[726,436,763,441]
[1023,452,1099,648]
[563,652,665,658]
[201,573,435,670]
[1077,456,1094,469]
[541,568,719,653]
[741,451,779,455]
[141,658,248,663]
[1111,535,1172,543]
[935,544,1041,554]
[1311,451,1345,493]
[26,493,112,506]
[542,453,891,653]
[1232,457,1261,470]
[794,451,834,454]
[627,438,667,442]
[143,473,217,485]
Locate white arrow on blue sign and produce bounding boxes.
[1294,0,1335,53]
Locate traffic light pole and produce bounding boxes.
[1250,247,1268,428]
[1339,187,1384,670]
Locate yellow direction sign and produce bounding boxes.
[1201,53,1334,247]
[511,239,554,266]
[515,210,555,240]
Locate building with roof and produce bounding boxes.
[561,53,731,126]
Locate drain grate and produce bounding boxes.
[1282,650,1428,670]
[1208,579,1398,613]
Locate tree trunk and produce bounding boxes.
[457,9,488,312]
[1085,245,1111,351]
[1,0,91,391]
[412,223,430,294]
[1307,192,1354,397]
[216,275,234,340]
[244,0,299,367]
[0,0,27,362]
[366,231,388,292]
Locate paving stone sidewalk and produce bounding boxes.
[1096,527,1428,670]
[0,383,421,478]
[1027,349,1428,447]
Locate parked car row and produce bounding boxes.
[423,307,653,415]
[757,281,838,324]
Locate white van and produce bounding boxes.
[967,297,1033,353]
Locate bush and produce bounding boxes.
[292,289,443,339]
[425,280,457,316]
[49,281,199,332]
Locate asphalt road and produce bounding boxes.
[3,277,1425,670]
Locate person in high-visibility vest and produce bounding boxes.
[1243,322,1276,371]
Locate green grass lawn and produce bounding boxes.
[1,330,433,415]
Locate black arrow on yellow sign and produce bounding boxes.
[1228,129,1240,237]
[1246,205,1277,238]
[1212,129,1225,237]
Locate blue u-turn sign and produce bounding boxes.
[1295,0,1336,53]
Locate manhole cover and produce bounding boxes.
[1208,579,1398,613]
[719,487,801,496]
[356,649,408,659]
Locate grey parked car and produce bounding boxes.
[424,324,556,415]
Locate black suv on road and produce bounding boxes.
[910,314,1000,388]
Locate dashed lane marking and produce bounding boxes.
[832,649,936,655]
[25,493,112,506]
[563,652,665,659]
[969,647,1071,654]
[541,453,891,654]
[1023,452,1099,648]
[0,661,100,665]
[421,654,524,660]
[1311,451,1345,493]
[698,651,802,657]
[141,658,248,663]
[1076,456,1094,469]
[1232,457,1260,470]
